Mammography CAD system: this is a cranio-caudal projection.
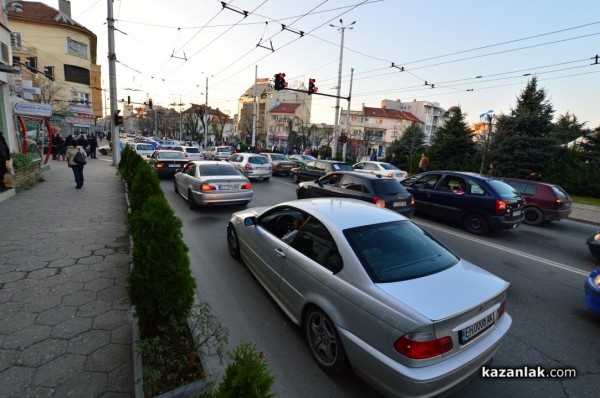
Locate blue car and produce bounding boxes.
[585,267,600,314]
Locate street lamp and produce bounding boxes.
[170,97,184,141]
[330,19,355,159]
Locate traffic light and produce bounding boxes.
[26,56,37,73]
[43,66,55,81]
[339,132,348,143]
[127,96,131,104]
[274,73,287,91]
[148,98,153,109]
[114,110,123,126]
[308,78,317,94]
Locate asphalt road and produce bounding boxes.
[161,175,600,398]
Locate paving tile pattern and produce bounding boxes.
[0,155,134,398]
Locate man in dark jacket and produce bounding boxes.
[0,131,12,191]
[88,134,98,159]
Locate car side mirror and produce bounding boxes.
[244,217,256,226]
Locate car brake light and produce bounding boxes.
[184,152,188,157]
[495,199,507,215]
[410,197,415,206]
[497,299,507,320]
[245,164,253,170]
[156,162,165,169]
[555,199,563,208]
[372,196,386,208]
[241,183,252,190]
[395,332,453,359]
[200,184,216,191]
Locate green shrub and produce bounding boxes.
[120,149,144,190]
[9,153,35,169]
[127,195,195,333]
[202,342,275,398]
[129,161,163,213]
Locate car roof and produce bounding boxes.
[501,177,555,186]
[280,198,406,230]
[325,170,394,181]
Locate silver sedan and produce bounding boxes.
[174,161,253,208]
[226,198,512,398]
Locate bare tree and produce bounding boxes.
[33,76,66,113]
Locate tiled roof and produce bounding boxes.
[363,106,422,123]
[270,103,300,114]
[8,2,90,33]
[241,83,272,97]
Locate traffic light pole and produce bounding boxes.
[282,87,349,101]
[107,0,120,167]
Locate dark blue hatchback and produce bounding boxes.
[401,171,524,235]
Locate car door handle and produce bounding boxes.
[274,248,286,258]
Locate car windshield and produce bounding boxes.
[344,221,458,283]
[158,152,185,160]
[332,163,353,171]
[138,144,154,151]
[488,180,520,198]
[198,164,241,176]
[271,154,287,161]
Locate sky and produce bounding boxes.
[33,0,600,129]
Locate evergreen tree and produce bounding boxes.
[488,77,555,178]
[388,123,425,174]
[579,125,600,165]
[553,111,585,145]
[427,106,477,171]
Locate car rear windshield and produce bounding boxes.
[198,164,240,176]
[217,147,232,153]
[249,156,269,164]
[158,152,185,159]
[270,154,287,161]
[186,147,200,153]
[138,144,154,151]
[372,179,405,195]
[332,163,353,171]
[344,221,458,283]
[379,163,397,170]
[488,180,520,198]
[551,185,570,201]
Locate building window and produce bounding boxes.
[10,32,21,49]
[64,64,90,85]
[71,90,90,104]
[67,37,88,59]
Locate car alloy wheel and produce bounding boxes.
[173,180,178,194]
[292,173,300,183]
[187,189,198,209]
[304,308,346,374]
[227,224,241,260]
[464,213,489,235]
[523,207,544,226]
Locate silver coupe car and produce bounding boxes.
[174,161,253,208]
[226,198,512,397]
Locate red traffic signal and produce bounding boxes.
[308,78,317,94]
[148,98,153,109]
[274,73,287,91]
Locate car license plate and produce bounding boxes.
[169,163,180,167]
[219,184,239,190]
[460,313,495,344]
[513,210,521,216]
[393,201,406,207]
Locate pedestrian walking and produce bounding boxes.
[65,135,86,189]
[419,153,430,172]
[0,131,12,191]
[89,134,99,159]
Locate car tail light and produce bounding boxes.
[372,196,386,208]
[184,152,189,157]
[495,199,507,215]
[555,199,564,208]
[497,299,507,320]
[245,164,253,170]
[200,184,216,191]
[241,183,252,190]
[394,332,453,359]
[156,162,165,169]
[410,197,415,206]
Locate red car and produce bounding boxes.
[502,178,572,225]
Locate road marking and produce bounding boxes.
[416,221,589,277]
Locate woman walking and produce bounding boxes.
[65,135,86,189]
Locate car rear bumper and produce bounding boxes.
[489,214,523,230]
[542,207,572,221]
[241,171,272,179]
[340,314,512,398]
[191,190,253,205]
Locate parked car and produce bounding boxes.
[401,171,524,235]
[501,178,572,225]
[127,142,156,159]
[585,266,600,314]
[227,152,272,181]
[173,161,253,208]
[291,160,353,183]
[172,145,202,160]
[296,171,415,218]
[202,145,233,160]
[587,231,600,258]
[288,153,316,167]
[260,152,297,176]
[352,161,408,182]
[148,150,189,178]
[226,198,512,398]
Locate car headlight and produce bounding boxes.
[594,233,600,242]
[594,274,600,288]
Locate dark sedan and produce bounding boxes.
[401,171,524,235]
[148,150,189,178]
[297,171,415,218]
[291,160,353,183]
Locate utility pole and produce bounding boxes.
[330,19,355,159]
[252,65,257,147]
[107,0,120,166]
[204,77,208,148]
[343,68,354,162]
